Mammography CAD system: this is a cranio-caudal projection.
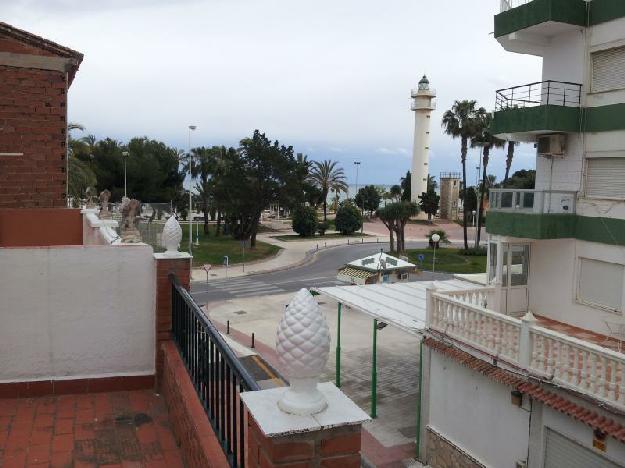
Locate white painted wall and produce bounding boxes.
[528,239,625,334]
[428,351,530,468]
[535,134,584,193]
[541,29,585,85]
[0,244,155,381]
[529,404,625,467]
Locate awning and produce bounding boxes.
[315,279,482,335]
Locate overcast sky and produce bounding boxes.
[5,0,542,185]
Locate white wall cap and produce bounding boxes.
[241,382,370,438]
[153,252,192,260]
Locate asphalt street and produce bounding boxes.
[190,241,451,304]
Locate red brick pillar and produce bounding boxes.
[154,253,192,380]
[242,383,369,468]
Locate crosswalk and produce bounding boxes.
[191,275,344,302]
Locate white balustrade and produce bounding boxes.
[428,289,625,409]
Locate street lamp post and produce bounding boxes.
[188,125,197,254]
[431,233,441,274]
[354,161,363,236]
[122,151,129,198]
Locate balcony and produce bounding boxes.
[487,189,577,239]
[427,289,625,410]
[492,81,582,140]
[494,0,588,55]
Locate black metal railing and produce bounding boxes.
[495,80,582,111]
[171,274,260,468]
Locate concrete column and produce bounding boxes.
[154,252,192,380]
[519,311,537,369]
[242,383,369,468]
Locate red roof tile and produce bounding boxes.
[424,337,625,443]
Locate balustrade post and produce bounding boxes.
[426,287,437,329]
[519,311,537,369]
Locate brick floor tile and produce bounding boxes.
[74,424,95,441]
[51,434,74,453]
[155,426,178,451]
[35,398,56,415]
[136,425,157,444]
[75,409,95,425]
[26,444,50,465]
[120,462,142,468]
[54,418,73,435]
[33,414,53,429]
[2,450,26,468]
[73,461,96,468]
[5,431,31,454]
[30,428,52,446]
[163,449,184,468]
[49,450,73,468]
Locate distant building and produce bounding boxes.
[410,75,436,205]
[337,251,416,285]
[439,172,460,220]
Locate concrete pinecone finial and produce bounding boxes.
[276,288,330,415]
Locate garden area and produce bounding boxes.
[178,224,281,267]
[404,247,487,274]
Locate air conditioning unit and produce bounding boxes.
[537,134,566,157]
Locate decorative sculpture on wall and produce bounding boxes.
[161,215,183,256]
[120,197,142,243]
[99,189,112,219]
[276,288,330,415]
[85,186,97,208]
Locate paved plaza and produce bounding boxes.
[206,292,422,466]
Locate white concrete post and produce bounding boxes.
[519,311,537,369]
[425,286,437,328]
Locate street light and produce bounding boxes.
[354,161,363,236]
[431,233,441,273]
[122,151,129,197]
[188,125,197,254]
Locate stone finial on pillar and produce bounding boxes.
[161,215,183,257]
[276,288,330,415]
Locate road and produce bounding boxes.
[190,241,451,304]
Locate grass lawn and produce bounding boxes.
[272,233,371,242]
[404,247,487,274]
[179,224,281,267]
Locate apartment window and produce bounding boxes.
[578,258,624,312]
[592,45,625,93]
[586,158,625,199]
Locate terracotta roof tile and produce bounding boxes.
[424,336,625,444]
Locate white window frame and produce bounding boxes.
[575,257,625,315]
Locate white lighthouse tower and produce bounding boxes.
[410,75,436,203]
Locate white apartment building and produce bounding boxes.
[420,1,625,467]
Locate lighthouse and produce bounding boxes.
[410,75,436,204]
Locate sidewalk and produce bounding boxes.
[191,231,390,281]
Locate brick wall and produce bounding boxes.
[0,208,82,246]
[0,65,67,208]
[247,415,362,468]
[155,256,191,379]
[426,426,485,468]
[160,341,230,468]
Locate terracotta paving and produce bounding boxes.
[0,390,184,468]
[536,315,624,353]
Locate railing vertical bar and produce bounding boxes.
[239,382,246,468]
[226,364,232,454]
[220,353,226,441]
[232,375,238,465]
[210,338,216,420]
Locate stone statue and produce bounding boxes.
[120,197,142,243]
[99,189,112,219]
[85,186,97,208]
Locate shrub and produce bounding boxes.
[317,221,329,236]
[335,202,363,235]
[292,206,318,237]
[428,229,449,248]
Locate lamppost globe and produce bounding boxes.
[431,233,440,274]
[431,234,440,243]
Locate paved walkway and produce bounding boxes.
[204,292,423,467]
[0,390,183,467]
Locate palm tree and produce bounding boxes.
[442,100,486,250]
[308,160,348,221]
[471,112,505,247]
[503,141,518,184]
[188,147,218,234]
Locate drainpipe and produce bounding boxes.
[336,302,342,387]
[416,338,424,459]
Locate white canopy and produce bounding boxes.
[315,279,480,335]
[347,251,415,272]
